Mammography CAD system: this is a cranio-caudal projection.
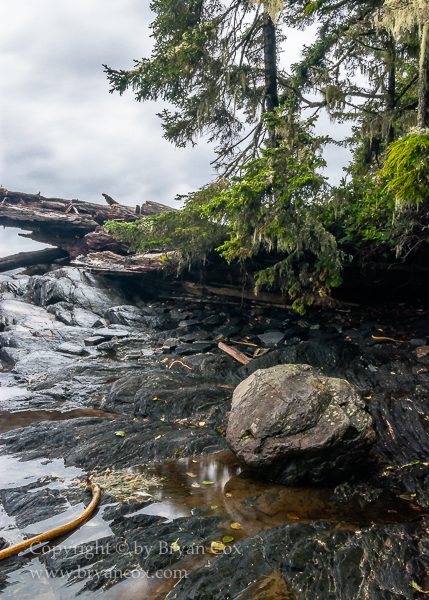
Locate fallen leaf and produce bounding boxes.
[154,435,164,440]
[191,482,200,488]
[186,472,197,478]
[133,418,139,422]
[171,539,180,552]
[225,493,232,498]
[416,346,429,358]
[176,449,182,455]
[192,460,198,463]
[203,481,214,485]
[230,522,243,530]
[160,416,165,421]
[412,581,429,594]
[210,541,225,553]
[198,421,206,427]
[115,431,125,437]
[211,506,218,509]
[222,536,234,543]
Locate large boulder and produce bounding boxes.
[226,364,375,485]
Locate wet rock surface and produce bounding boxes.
[227,364,375,484]
[0,265,429,598]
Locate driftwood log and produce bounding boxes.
[0,188,175,260]
[0,248,69,273]
[71,250,179,275]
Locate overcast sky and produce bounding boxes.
[0,1,351,257]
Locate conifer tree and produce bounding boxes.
[375,0,429,129]
[104,0,289,175]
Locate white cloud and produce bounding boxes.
[0,2,352,256]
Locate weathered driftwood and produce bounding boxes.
[0,188,175,257]
[71,250,179,274]
[0,247,69,273]
[171,280,292,308]
[218,342,252,365]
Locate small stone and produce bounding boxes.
[179,331,210,342]
[178,319,200,328]
[123,351,142,360]
[0,537,9,551]
[84,336,106,346]
[94,328,130,339]
[176,342,214,355]
[410,338,428,346]
[213,325,240,338]
[297,319,310,328]
[202,315,222,326]
[416,346,429,358]
[92,318,109,329]
[257,332,285,345]
[56,343,88,356]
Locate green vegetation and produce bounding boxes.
[104,0,429,309]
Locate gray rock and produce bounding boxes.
[91,318,109,328]
[94,328,130,339]
[56,343,88,356]
[104,305,148,327]
[24,268,125,315]
[162,337,179,353]
[176,342,214,355]
[0,485,68,528]
[201,315,222,326]
[410,338,428,346]
[257,331,285,345]
[212,325,240,338]
[226,364,375,484]
[47,302,101,328]
[178,319,201,328]
[84,336,106,346]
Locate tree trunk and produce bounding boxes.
[417,21,429,130]
[0,248,68,273]
[385,37,396,147]
[263,12,279,148]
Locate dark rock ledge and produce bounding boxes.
[0,265,428,599]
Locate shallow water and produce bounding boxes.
[0,450,422,600]
[0,408,117,434]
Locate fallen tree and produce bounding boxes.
[0,188,175,258]
[0,247,69,273]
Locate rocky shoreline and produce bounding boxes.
[0,264,429,599]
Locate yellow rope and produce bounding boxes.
[0,481,101,561]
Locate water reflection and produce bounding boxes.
[0,451,423,600]
[129,451,420,531]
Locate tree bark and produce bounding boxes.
[263,12,279,148]
[418,22,429,130]
[0,248,68,273]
